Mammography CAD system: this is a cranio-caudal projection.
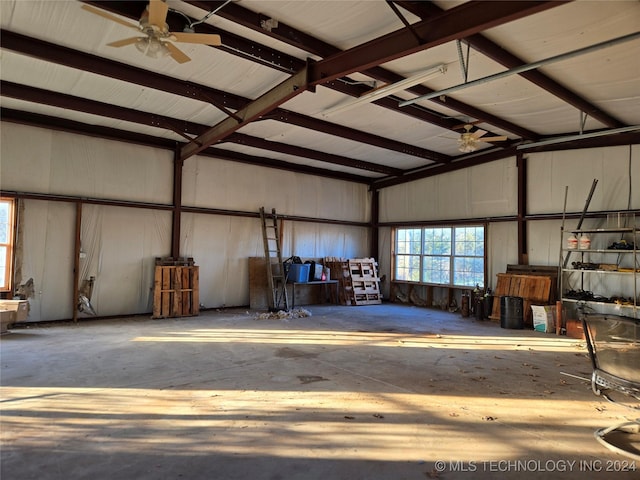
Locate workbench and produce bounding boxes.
[291,280,339,308]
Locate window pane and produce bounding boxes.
[0,202,8,244]
[397,228,422,255]
[0,245,6,287]
[453,256,484,287]
[396,255,421,282]
[423,227,451,255]
[454,226,484,257]
[423,255,450,284]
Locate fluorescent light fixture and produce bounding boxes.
[516,125,640,150]
[322,64,447,116]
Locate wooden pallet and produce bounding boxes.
[325,257,381,305]
[349,259,382,305]
[152,265,200,318]
[324,259,354,305]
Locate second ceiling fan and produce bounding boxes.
[455,123,508,153]
[82,0,222,64]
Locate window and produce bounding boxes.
[394,225,485,288]
[0,198,15,291]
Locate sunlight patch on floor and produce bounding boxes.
[1,386,608,461]
[132,328,586,352]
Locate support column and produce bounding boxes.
[72,201,82,323]
[370,188,379,259]
[517,153,528,265]
[171,147,183,259]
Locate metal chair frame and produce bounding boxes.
[582,313,640,461]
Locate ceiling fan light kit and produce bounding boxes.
[135,36,171,59]
[458,132,478,152]
[454,124,507,152]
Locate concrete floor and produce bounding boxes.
[1,303,638,480]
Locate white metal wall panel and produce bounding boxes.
[379,157,518,223]
[1,123,174,204]
[17,200,75,322]
[182,154,370,223]
[83,206,172,317]
[527,145,640,215]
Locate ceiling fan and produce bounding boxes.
[454,123,508,153]
[81,0,222,64]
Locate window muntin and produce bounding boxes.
[395,225,485,288]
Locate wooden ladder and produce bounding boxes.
[259,207,289,312]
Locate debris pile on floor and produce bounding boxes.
[256,308,312,320]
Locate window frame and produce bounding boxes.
[0,197,16,293]
[392,224,487,289]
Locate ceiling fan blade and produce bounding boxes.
[170,32,222,46]
[471,129,487,139]
[165,42,191,63]
[81,4,139,29]
[107,37,143,48]
[147,0,169,27]
[478,136,508,142]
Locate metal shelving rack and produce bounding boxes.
[560,223,638,320]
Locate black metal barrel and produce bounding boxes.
[500,296,524,329]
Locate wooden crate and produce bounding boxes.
[153,265,200,318]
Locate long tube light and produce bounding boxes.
[399,31,640,107]
[516,125,640,150]
[322,63,447,116]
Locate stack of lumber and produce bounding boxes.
[324,257,382,305]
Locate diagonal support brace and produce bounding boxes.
[180,64,310,161]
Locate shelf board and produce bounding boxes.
[567,227,638,234]
[562,268,637,274]
[563,248,636,253]
[561,298,638,309]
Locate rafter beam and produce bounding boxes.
[181,1,562,159]
[180,66,311,159]
[264,109,449,164]
[396,1,624,129]
[307,2,563,85]
[372,132,640,189]
[0,108,372,185]
[1,81,394,176]
[226,133,404,176]
[0,30,246,110]
[0,81,208,136]
[82,1,301,74]
[1,30,448,166]
[186,0,539,139]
